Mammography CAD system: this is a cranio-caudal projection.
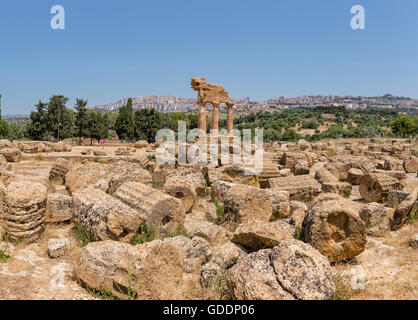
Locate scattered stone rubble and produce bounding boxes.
[47,238,70,258]
[75,240,183,300]
[0,136,417,300]
[359,173,403,202]
[114,181,185,235]
[73,187,144,243]
[303,194,367,262]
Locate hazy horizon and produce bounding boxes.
[2,91,417,117]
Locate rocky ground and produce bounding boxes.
[0,224,92,300]
[333,222,417,300]
[0,137,417,300]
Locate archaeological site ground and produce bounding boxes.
[0,127,417,301]
[1,2,417,309]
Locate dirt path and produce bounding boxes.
[333,222,418,300]
[0,224,93,300]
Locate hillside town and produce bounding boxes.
[90,94,418,114]
[3,94,417,123]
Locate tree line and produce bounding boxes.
[113,98,198,142]
[233,107,418,142]
[1,96,199,144]
[2,100,417,143]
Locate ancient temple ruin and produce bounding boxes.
[191,77,234,133]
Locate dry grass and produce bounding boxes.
[199,269,234,300]
[332,222,418,300]
[164,225,192,239]
[331,276,356,300]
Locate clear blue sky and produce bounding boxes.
[0,0,417,114]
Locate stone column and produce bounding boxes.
[212,103,219,131]
[199,103,207,133]
[227,103,234,133]
[197,103,202,130]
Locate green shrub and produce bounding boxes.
[130,223,155,245]
[152,180,164,190]
[0,250,11,263]
[408,203,418,223]
[0,120,10,138]
[294,222,306,242]
[112,271,141,300]
[213,199,224,219]
[72,222,92,247]
[204,171,211,187]
[164,225,192,239]
[331,276,354,300]
[0,237,11,263]
[90,287,116,300]
[302,120,318,129]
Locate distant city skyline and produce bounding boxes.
[1,0,417,114]
[3,92,418,117]
[88,93,418,113]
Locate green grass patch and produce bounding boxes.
[331,276,354,300]
[213,198,224,224]
[0,249,11,263]
[342,191,351,199]
[295,229,304,242]
[81,272,141,300]
[2,232,22,246]
[113,271,142,300]
[77,279,117,300]
[203,171,211,187]
[164,225,192,239]
[212,269,234,300]
[147,155,156,161]
[152,181,164,190]
[72,222,92,247]
[130,223,155,245]
[13,237,24,245]
[213,198,224,219]
[269,215,277,222]
[0,233,11,263]
[90,287,116,300]
[408,203,418,224]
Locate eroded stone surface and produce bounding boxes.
[75,240,184,300]
[304,194,366,262]
[47,238,70,258]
